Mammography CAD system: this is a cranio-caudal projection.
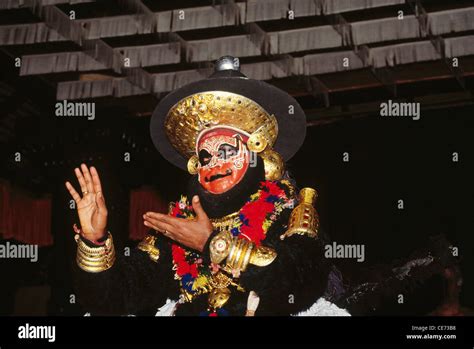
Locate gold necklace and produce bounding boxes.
[210,211,240,233]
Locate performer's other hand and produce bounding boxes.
[143,195,213,252]
[65,164,108,244]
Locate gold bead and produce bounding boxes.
[198,103,207,114]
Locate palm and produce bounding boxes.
[65,164,108,241]
[77,194,106,235]
[143,195,213,252]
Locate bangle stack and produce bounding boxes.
[226,237,255,272]
[209,230,277,273]
[75,233,116,273]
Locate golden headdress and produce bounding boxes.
[150,56,307,174]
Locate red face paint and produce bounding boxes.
[196,127,250,194]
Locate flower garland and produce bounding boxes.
[169,180,295,299]
[239,180,290,246]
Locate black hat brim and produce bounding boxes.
[150,75,307,170]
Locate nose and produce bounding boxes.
[207,155,220,168]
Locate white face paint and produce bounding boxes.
[198,134,248,171]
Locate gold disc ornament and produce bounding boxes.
[187,155,199,175]
[247,133,268,153]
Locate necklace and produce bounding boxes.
[210,212,240,234]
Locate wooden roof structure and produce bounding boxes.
[1,0,474,124]
[1,0,474,191]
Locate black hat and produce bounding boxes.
[150,56,306,170]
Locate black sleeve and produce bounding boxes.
[238,208,332,315]
[72,232,178,315]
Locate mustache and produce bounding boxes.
[205,169,232,182]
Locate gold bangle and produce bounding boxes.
[76,252,115,271]
[228,239,242,269]
[227,238,254,272]
[241,242,254,271]
[76,249,116,265]
[77,242,116,257]
[76,254,115,268]
[76,233,115,273]
[76,234,113,254]
[76,257,115,269]
[75,263,114,273]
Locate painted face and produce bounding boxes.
[197,128,250,194]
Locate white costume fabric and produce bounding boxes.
[154,298,350,317]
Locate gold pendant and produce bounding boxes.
[208,287,231,312]
[207,271,233,311]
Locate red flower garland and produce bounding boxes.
[239,181,286,245]
[171,244,199,278]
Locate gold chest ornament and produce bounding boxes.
[206,187,320,313]
[206,213,277,313]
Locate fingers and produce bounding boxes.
[144,220,173,235]
[145,212,182,227]
[65,181,81,203]
[73,223,81,234]
[90,166,107,213]
[95,191,107,215]
[90,166,103,194]
[143,213,174,234]
[191,195,208,221]
[74,168,88,194]
[143,212,180,235]
[80,163,94,193]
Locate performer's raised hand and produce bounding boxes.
[65,164,108,244]
[143,195,213,252]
